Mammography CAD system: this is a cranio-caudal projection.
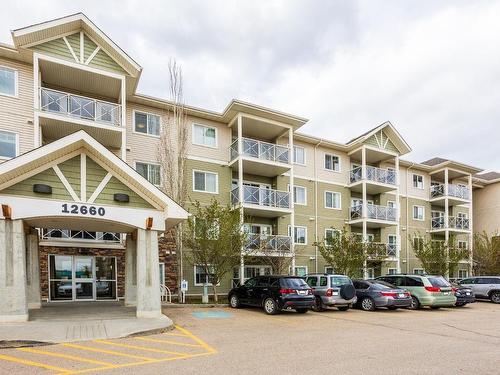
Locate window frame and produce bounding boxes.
[413,268,425,275]
[288,225,307,245]
[413,236,424,251]
[387,268,398,275]
[412,174,424,190]
[289,184,307,206]
[324,190,342,210]
[324,266,334,275]
[134,160,162,186]
[192,123,218,149]
[0,130,19,160]
[293,266,308,277]
[324,153,341,172]
[458,269,468,279]
[193,264,220,286]
[192,170,219,194]
[412,205,425,221]
[293,145,306,166]
[0,65,18,98]
[132,110,161,138]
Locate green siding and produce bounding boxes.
[94,176,153,209]
[58,155,81,197]
[1,167,71,201]
[88,48,126,74]
[65,32,81,58]
[83,34,98,60]
[365,131,399,153]
[86,157,108,201]
[185,160,232,208]
[32,37,74,61]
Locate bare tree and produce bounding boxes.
[158,59,189,298]
[248,235,294,275]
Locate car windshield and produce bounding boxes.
[281,278,309,288]
[428,276,450,288]
[330,276,351,286]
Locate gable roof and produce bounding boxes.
[346,121,412,155]
[11,12,141,77]
[0,131,188,227]
[421,157,449,166]
[474,171,500,183]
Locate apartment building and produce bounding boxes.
[0,14,497,316]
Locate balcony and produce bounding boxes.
[40,228,123,247]
[367,242,398,259]
[430,184,470,206]
[229,138,291,177]
[349,204,398,228]
[348,166,397,194]
[431,216,470,232]
[244,234,292,256]
[38,87,124,148]
[231,186,292,217]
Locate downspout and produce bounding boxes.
[314,139,322,273]
[406,162,415,274]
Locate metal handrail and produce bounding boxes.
[244,234,292,253]
[349,204,398,222]
[430,183,470,200]
[229,137,290,164]
[40,87,122,126]
[41,228,122,243]
[231,186,291,209]
[349,166,397,185]
[431,216,470,230]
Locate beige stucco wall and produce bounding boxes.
[474,183,500,236]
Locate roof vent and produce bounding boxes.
[114,193,129,202]
[33,184,52,194]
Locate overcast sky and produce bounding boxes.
[1,1,499,171]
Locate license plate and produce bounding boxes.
[443,292,450,295]
[398,293,405,298]
[332,291,339,296]
[466,292,471,296]
[297,290,307,295]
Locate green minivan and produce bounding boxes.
[376,275,456,309]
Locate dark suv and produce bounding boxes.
[228,276,314,315]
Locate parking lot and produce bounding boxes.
[0,302,499,374]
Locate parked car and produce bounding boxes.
[228,275,314,315]
[352,279,412,311]
[458,276,500,303]
[305,274,357,311]
[451,283,475,307]
[376,274,456,309]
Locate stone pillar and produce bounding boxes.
[26,231,41,309]
[125,234,137,306]
[0,220,28,322]
[136,229,161,318]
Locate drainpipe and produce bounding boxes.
[313,139,322,273]
[405,162,415,274]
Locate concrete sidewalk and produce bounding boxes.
[0,301,173,347]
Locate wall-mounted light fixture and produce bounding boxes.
[33,184,52,194]
[146,217,153,230]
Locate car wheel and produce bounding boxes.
[490,291,500,304]
[337,305,350,311]
[360,298,375,311]
[229,294,241,308]
[312,296,325,312]
[408,296,420,310]
[296,308,308,314]
[263,298,279,315]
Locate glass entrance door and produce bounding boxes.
[74,256,94,300]
[95,257,117,300]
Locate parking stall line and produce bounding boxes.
[134,336,203,348]
[162,332,189,338]
[0,352,71,373]
[18,347,116,367]
[61,343,156,361]
[93,339,189,356]
[174,324,217,353]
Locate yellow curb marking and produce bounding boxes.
[175,324,218,353]
[94,339,188,356]
[163,332,189,337]
[18,347,114,366]
[0,352,70,372]
[134,336,203,348]
[61,343,155,361]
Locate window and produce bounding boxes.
[325,191,341,209]
[458,269,468,279]
[413,237,424,251]
[0,130,17,159]
[135,162,161,185]
[366,268,375,279]
[413,268,425,275]
[324,153,340,172]
[387,201,396,208]
[325,266,334,275]
[412,174,424,189]
[388,268,397,275]
[294,266,308,277]
[291,185,307,205]
[193,171,218,193]
[406,276,424,286]
[458,241,468,250]
[159,263,165,285]
[325,228,340,246]
[0,66,17,97]
[194,265,217,286]
[288,225,307,245]
[134,111,160,136]
[193,124,217,148]
[413,205,425,220]
[293,146,306,165]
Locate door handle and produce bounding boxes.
[262,288,268,291]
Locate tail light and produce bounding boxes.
[405,292,411,297]
[451,287,458,293]
[279,288,296,295]
[425,286,441,293]
[325,288,333,297]
[380,291,397,297]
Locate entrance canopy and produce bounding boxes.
[0,130,188,232]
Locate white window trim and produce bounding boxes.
[288,225,307,245]
[458,240,468,249]
[0,130,19,160]
[0,65,18,98]
[412,173,425,190]
[288,184,307,206]
[192,123,218,149]
[324,153,341,173]
[134,160,162,186]
[324,190,342,210]
[457,212,468,219]
[412,205,425,221]
[132,109,162,138]
[293,145,306,166]
[293,266,308,277]
[324,266,334,274]
[387,200,396,208]
[413,236,424,251]
[458,269,469,278]
[193,169,219,194]
[193,265,220,287]
[325,228,340,238]
[413,268,425,275]
[387,268,398,275]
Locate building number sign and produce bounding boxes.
[61,203,106,216]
